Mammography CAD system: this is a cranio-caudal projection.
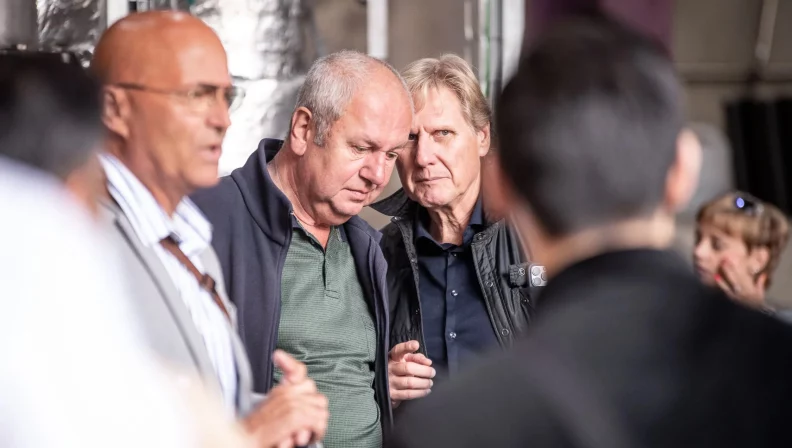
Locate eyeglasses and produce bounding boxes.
[113,82,245,112]
[733,192,764,216]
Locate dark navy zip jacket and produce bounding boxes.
[191,138,394,430]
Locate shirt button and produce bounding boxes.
[449,332,457,339]
[487,281,494,287]
[501,329,510,336]
[451,290,458,296]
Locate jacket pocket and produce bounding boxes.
[507,263,533,334]
[511,287,533,331]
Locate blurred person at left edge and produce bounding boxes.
[91,10,328,447]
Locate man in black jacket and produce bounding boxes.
[192,50,413,448]
[372,55,533,407]
[389,15,792,448]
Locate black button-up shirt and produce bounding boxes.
[414,199,498,379]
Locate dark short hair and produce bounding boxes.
[0,52,102,180]
[497,15,684,237]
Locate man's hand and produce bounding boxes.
[243,350,328,448]
[388,340,435,409]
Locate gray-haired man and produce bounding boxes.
[192,50,414,448]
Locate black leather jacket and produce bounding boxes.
[371,189,538,353]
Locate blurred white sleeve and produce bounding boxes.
[0,163,195,448]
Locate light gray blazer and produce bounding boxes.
[100,199,255,416]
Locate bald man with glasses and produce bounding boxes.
[92,11,328,447]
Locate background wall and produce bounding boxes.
[313,0,792,304]
[673,0,792,306]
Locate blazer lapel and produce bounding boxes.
[102,200,219,387]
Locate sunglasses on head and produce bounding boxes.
[733,193,764,216]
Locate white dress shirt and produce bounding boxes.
[0,159,194,447]
[100,154,238,412]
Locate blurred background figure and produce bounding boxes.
[0,51,104,217]
[92,10,328,446]
[694,191,790,311]
[389,14,792,448]
[0,45,254,448]
[0,161,186,447]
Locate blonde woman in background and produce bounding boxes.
[694,191,790,311]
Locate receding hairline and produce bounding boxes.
[291,50,413,146]
[311,52,409,100]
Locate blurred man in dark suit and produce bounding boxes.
[389,14,792,448]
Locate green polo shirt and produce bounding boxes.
[274,222,381,448]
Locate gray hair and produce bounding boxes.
[294,50,412,146]
[402,54,491,133]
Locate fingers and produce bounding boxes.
[274,349,308,384]
[715,276,735,297]
[720,260,748,290]
[269,384,327,411]
[271,377,318,395]
[389,357,435,404]
[293,429,311,446]
[391,374,433,391]
[252,391,329,446]
[720,259,761,297]
[389,340,420,361]
[404,353,432,366]
[389,360,436,379]
[390,387,432,401]
[716,259,768,306]
[757,272,768,291]
[277,439,294,448]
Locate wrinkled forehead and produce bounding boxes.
[412,84,476,131]
[333,76,413,149]
[413,85,469,126]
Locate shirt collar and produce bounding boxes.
[290,213,348,243]
[101,154,212,256]
[415,196,485,247]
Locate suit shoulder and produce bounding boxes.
[389,348,561,447]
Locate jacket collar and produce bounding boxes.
[231,138,382,245]
[370,188,419,218]
[372,187,495,229]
